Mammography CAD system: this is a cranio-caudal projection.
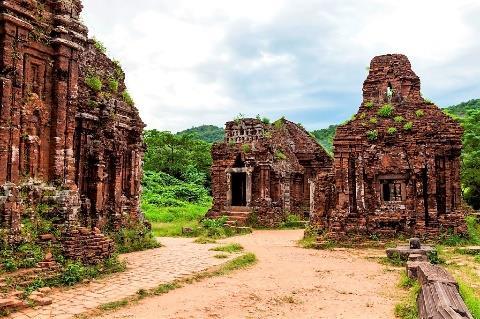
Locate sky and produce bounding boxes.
[82,0,480,132]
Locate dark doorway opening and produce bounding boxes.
[231,172,247,206]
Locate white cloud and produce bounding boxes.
[82,0,480,131]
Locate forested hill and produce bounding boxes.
[177,125,224,143]
[443,99,480,118]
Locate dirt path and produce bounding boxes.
[97,230,402,319]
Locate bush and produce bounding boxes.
[275,150,287,160]
[394,116,405,123]
[403,122,413,131]
[85,74,102,92]
[365,101,374,108]
[61,262,86,286]
[415,109,425,117]
[93,37,107,54]
[122,91,134,106]
[366,129,378,141]
[378,104,394,117]
[387,127,397,135]
[112,223,160,254]
[242,144,252,153]
[369,117,378,124]
[108,78,119,93]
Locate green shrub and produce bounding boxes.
[378,104,394,117]
[466,215,480,244]
[394,116,405,123]
[273,117,286,129]
[403,122,413,131]
[108,78,119,93]
[262,117,271,125]
[369,117,378,124]
[365,101,374,108]
[61,262,86,286]
[359,113,366,119]
[112,223,160,254]
[242,144,252,153]
[281,214,306,229]
[415,109,425,117]
[122,91,134,106]
[93,37,107,54]
[387,127,397,135]
[275,150,287,160]
[88,100,99,108]
[366,129,378,141]
[85,74,103,92]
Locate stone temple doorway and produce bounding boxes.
[231,172,247,206]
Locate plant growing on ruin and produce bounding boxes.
[387,127,397,135]
[365,101,374,109]
[93,37,107,54]
[273,117,286,129]
[241,144,252,153]
[234,113,245,124]
[403,122,413,131]
[275,149,287,160]
[366,129,378,141]
[369,117,378,124]
[85,74,103,92]
[108,78,119,93]
[359,113,366,119]
[394,116,405,123]
[122,91,134,106]
[88,100,99,108]
[415,109,425,117]
[378,104,394,117]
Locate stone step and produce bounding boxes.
[230,206,250,212]
[228,212,250,217]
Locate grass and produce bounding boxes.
[210,243,244,253]
[458,280,480,318]
[143,202,211,237]
[83,253,257,318]
[214,254,229,259]
[437,239,480,318]
[298,234,317,249]
[194,237,217,244]
[394,271,420,319]
[99,300,128,311]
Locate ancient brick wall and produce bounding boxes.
[208,118,332,227]
[315,54,466,239]
[0,0,144,259]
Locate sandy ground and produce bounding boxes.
[97,230,401,319]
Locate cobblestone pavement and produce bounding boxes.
[9,238,235,319]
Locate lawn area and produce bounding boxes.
[142,201,212,237]
[437,247,480,318]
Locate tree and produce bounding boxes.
[462,108,480,209]
[143,130,212,188]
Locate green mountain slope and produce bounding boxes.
[443,99,480,118]
[177,125,225,143]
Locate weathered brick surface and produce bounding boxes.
[312,54,466,239]
[208,118,332,227]
[0,0,144,250]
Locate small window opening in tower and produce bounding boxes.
[386,82,394,100]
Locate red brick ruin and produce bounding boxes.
[210,54,467,238]
[208,118,332,227]
[0,0,144,259]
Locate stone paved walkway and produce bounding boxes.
[9,238,235,319]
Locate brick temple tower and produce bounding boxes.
[0,0,145,247]
[313,54,466,238]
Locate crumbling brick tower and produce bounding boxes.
[316,54,466,239]
[208,118,332,227]
[0,0,144,257]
